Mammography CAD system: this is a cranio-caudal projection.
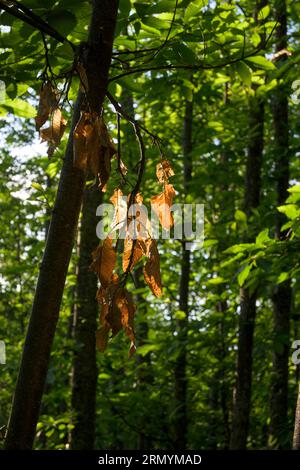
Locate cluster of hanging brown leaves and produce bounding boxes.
[35,82,67,156]
[90,238,137,357]
[73,111,117,191]
[151,159,176,229]
[91,159,175,356]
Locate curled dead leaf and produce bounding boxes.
[35,82,58,131]
[96,323,110,352]
[40,108,67,156]
[90,237,116,288]
[122,237,146,272]
[73,111,94,170]
[143,239,162,297]
[151,183,176,229]
[110,188,127,232]
[156,159,175,184]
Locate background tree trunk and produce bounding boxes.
[293,384,300,449]
[5,0,119,449]
[174,98,193,450]
[70,185,101,449]
[230,91,265,450]
[270,0,291,449]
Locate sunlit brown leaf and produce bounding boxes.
[90,117,117,191]
[40,108,67,156]
[271,48,292,61]
[115,288,136,343]
[151,183,176,229]
[122,238,146,272]
[110,188,127,231]
[35,82,57,131]
[143,239,162,297]
[96,323,110,352]
[156,159,175,184]
[90,237,116,288]
[73,111,94,170]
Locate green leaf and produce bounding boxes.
[174,309,187,320]
[277,272,289,284]
[235,61,252,86]
[184,0,207,22]
[277,204,300,220]
[245,55,276,71]
[1,98,36,118]
[238,263,252,287]
[137,344,159,356]
[255,229,271,246]
[258,5,270,20]
[46,10,77,37]
[288,185,300,193]
[234,209,247,222]
[207,277,225,285]
[224,243,254,254]
[31,183,43,192]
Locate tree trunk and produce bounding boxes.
[230,88,265,449]
[174,98,193,450]
[293,384,300,449]
[5,0,119,450]
[135,267,152,450]
[270,0,291,449]
[70,186,101,449]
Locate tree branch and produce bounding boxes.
[0,0,75,48]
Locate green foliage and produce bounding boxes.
[1,0,300,452]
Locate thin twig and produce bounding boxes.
[109,23,278,82]
[107,92,161,143]
[0,0,75,49]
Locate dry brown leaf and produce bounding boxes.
[151,183,176,229]
[156,159,175,184]
[40,108,67,156]
[119,158,128,175]
[129,341,136,358]
[90,237,116,288]
[271,48,292,61]
[73,111,94,170]
[95,275,137,354]
[122,238,146,272]
[143,239,162,297]
[96,323,110,352]
[90,117,117,191]
[110,188,127,232]
[35,82,57,131]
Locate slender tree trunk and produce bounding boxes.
[270,0,291,449]
[135,267,152,450]
[174,98,193,450]
[5,0,119,449]
[70,186,100,449]
[230,89,265,449]
[293,384,300,449]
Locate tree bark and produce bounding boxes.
[293,384,300,449]
[174,98,193,450]
[230,85,265,449]
[5,0,119,450]
[270,0,291,449]
[70,186,101,449]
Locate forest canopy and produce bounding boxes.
[0,0,300,454]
